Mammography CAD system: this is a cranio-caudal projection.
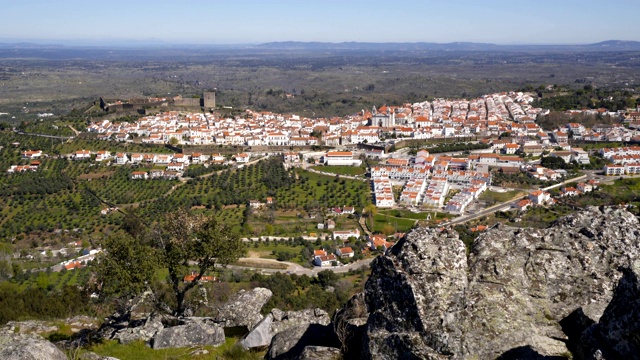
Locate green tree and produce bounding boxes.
[96,209,245,316]
[316,269,339,288]
[153,210,245,315]
[94,234,158,298]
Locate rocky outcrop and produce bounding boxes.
[240,308,331,350]
[238,313,273,349]
[0,333,67,360]
[214,287,272,330]
[96,290,166,343]
[112,313,165,345]
[576,260,640,360]
[265,323,340,360]
[296,346,342,360]
[152,320,225,349]
[360,206,640,359]
[333,293,368,358]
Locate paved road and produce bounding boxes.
[446,174,588,226]
[14,129,74,140]
[226,256,374,276]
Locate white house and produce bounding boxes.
[74,149,91,160]
[95,151,112,162]
[115,153,129,165]
[314,254,337,267]
[336,247,355,258]
[131,171,148,180]
[235,153,251,163]
[333,229,360,240]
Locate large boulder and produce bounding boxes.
[238,314,273,349]
[270,308,331,334]
[265,323,340,360]
[240,308,331,350]
[360,206,640,359]
[112,313,164,344]
[152,321,225,349]
[214,287,272,330]
[0,333,67,360]
[576,261,640,360]
[333,293,368,358]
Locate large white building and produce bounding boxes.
[324,151,362,166]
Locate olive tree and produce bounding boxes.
[95,209,245,316]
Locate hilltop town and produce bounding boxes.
[7,89,640,255]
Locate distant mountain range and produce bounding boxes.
[0,40,639,52]
[255,40,640,52]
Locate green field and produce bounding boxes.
[479,189,525,205]
[379,209,430,220]
[0,134,374,241]
[310,165,366,176]
[372,213,417,234]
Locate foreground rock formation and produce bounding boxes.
[359,206,640,359]
[214,287,273,330]
[0,332,68,360]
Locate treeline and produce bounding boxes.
[0,282,93,325]
[183,163,227,178]
[248,270,364,314]
[1,172,74,196]
[533,86,639,112]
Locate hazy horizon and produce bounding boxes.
[1,0,638,46]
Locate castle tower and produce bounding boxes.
[203,91,216,109]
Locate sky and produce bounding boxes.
[0,0,638,45]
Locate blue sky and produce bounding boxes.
[1,0,638,45]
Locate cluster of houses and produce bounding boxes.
[515,180,599,211]
[7,150,44,173]
[66,149,239,166]
[564,119,640,143]
[557,181,598,197]
[312,234,397,267]
[86,92,550,149]
[370,149,493,212]
[600,146,640,175]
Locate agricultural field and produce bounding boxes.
[372,213,417,234]
[310,165,367,176]
[84,166,178,205]
[16,267,92,292]
[0,131,173,156]
[479,189,526,205]
[137,159,372,236]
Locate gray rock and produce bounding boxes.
[266,323,340,360]
[360,206,640,359]
[333,293,368,358]
[296,346,341,360]
[214,287,272,330]
[2,320,59,335]
[240,307,332,350]
[576,261,640,360]
[270,308,331,334]
[239,314,273,349]
[112,313,164,344]
[79,352,120,360]
[152,322,224,349]
[271,308,285,322]
[0,333,67,360]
